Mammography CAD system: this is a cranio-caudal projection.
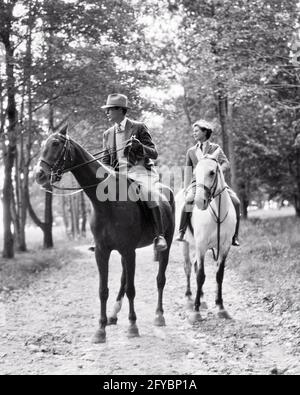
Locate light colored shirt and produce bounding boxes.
[117,117,128,132]
[195,140,208,161]
[115,117,128,167]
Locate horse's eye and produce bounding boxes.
[210,171,215,177]
[52,141,59,147]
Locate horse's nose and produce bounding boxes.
[35,166,48,185]
[195,197,204,210]
[195,193,208,210]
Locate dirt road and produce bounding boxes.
[0,243,299,375]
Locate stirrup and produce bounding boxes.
[232,237,240,247]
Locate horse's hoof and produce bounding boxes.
[92,329,106,344]
[154,315,166,327]
[200,301,208,310]
[185,300,194,311]
[188,312,202,324]
[107,316,118,325]
[218,309,231,320]
[128,324,140,338]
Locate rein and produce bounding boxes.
[209,191,229,261]
[195,158,229,261]
[39,133,132,195]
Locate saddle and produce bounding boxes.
[107,173,152,218]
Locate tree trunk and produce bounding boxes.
[81,192,87,237]
[239,181,249,219]
[2,165,15,258]
[14,2,35,252]
[14,118,27,252]
[295,146,300,217]
[2,31,17,259]
[43,190,53,248]
[69,195,78,239]
[182,86,193,127]
[294,196,300,217]
[62,196,70,236]
[43,97,55,249]
[227,102,238,193]
[240,195,249,219]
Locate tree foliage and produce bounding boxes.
[143,0,300,215]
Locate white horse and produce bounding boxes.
[176,149,236,323]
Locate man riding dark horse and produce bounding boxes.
[101,93,168,252]
[176,119,241,246]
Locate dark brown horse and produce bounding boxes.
[35,125,175,343]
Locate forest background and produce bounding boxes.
[1,0,300,258]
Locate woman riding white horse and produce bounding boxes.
[176,119,241,246]
[176,147,237,321]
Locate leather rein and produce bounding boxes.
[195,157,229,261]
[39,133,131,194]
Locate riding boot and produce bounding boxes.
[232,199,241,247]
[151,206,168,252]
[176,205,192,242]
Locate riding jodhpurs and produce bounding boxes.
[124,165,167,250]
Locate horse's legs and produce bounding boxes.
[93,246,111,344]
[216,254,231,319]
[107,258,126,325]
[122,250,139,338]
[189,251,205,324]
[183,241,192,299]
[154,247,170,326]
[195,254,205,312]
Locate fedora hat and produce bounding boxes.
[101,93,130,109]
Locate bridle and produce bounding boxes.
[39,134,72,185]
[195,156,229,261]
[38,133,131,193]
[196,157,226,204]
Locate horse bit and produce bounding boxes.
[39,133,134,193]
[195,157,229,261]
[195,157,226,204]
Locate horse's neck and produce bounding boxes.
[70,140,110,202]
[216,166,227,193]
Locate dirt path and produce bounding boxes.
[0,243,299,375]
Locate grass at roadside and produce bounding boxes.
[0,245,86,292]
[0,226,89,292]
[229,215,300,313]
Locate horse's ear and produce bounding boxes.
[60,124,68,136]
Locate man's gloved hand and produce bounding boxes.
[130,137,142,149]
[124,137,143,158]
